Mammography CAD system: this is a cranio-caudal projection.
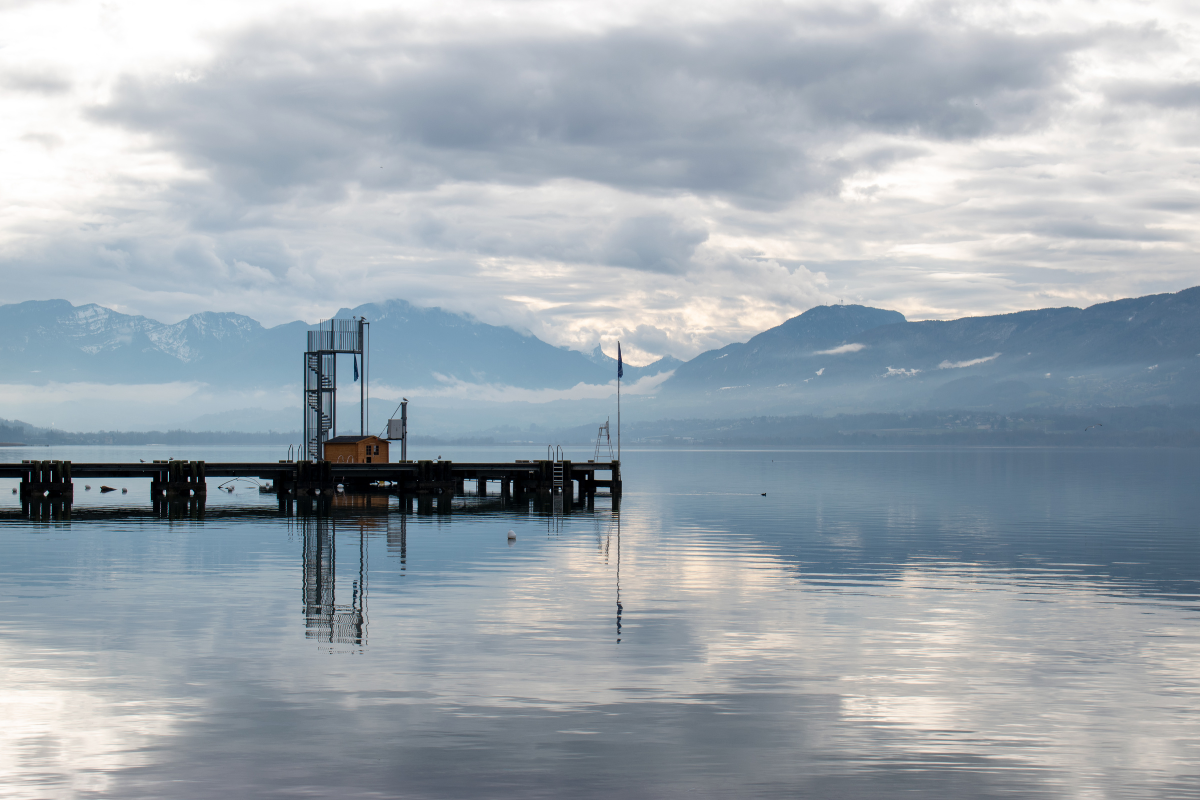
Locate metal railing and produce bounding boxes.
[307,319,363,353]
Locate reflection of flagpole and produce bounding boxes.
[616,509,622,643]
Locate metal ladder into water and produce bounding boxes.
[547,445,566,495]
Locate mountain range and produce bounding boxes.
[0,299,677,390]
[2,286,1199,432]
[659,286,1200,415]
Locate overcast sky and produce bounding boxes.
[2,0,1198,363]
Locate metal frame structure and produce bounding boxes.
[304,318,369,461]
[594,418,615,461]
[386,400,407,461]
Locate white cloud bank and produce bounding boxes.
[375,370,674,405]
[939,353,1002,369]
[815,343,867,355]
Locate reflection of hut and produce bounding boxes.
[322,435,388,463]
[331,494,390,516]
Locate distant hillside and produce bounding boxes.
[0,298,675,390]
[667,304,906,388]
[658,287,1200,413]
[0,417,294,445]
[0,300,304,386]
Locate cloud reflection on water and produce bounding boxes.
[0,448,1197,797]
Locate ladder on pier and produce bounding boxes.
[552,461,565,495]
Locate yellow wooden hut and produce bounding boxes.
[322,435,389,464]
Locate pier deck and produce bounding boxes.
[1,458,621,504]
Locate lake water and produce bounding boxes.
[1,445,1198,799]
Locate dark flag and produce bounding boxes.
[617,342,623,380]
[353,356,360,382]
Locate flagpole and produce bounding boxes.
[617,341,622,462]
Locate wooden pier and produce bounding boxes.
[2,458,621,512]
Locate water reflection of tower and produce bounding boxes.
[301,517,368,647]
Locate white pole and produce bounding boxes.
[364,321,369,438]
[617,348,621,463]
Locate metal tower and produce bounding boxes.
[304,317,369,461]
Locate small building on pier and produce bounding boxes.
[322,435,388,464]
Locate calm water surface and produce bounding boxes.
[1,445,1198,799]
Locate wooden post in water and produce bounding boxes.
[561,459,572,509]
[20,460,73,502]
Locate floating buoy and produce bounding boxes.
[121,488,127,494]
[507,530,516,540]
[85,485,91,491]
[761,493,767,496]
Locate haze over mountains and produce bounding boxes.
[1,287,1199,434]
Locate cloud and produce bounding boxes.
[1107,80,1200,109]
[882,366,921,377]
[377,370,674,404]
[0,381,297,430]
[601,214,708,274]
[939,352,1001,369]
[91,9,1081,208]
[815,342,866,355]
[0,67,71,94]
[3,0,1199,364]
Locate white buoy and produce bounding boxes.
[507,530,516,540]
